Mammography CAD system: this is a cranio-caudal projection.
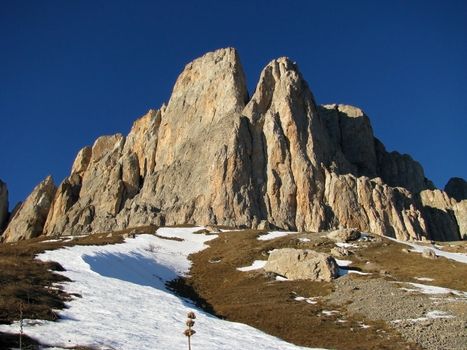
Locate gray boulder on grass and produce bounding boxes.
[264,248,339,282]
[327,229,361,243]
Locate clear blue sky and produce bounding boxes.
[1,0,466,208]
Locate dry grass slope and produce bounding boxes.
[170,229,423,350]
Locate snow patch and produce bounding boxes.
[335,259,352,267]
[386,237,467,264]
[237,260,267,272]
[401,282,467,297]
[294,296,318,305]
[258,231,297,241]
[348,270,371,276]
[335,242,357,248]
[0,227,323,350]
[393,310,454,323]
[276,275,289,281]
[414,277,434,282]
[321,310,339,316]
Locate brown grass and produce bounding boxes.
[169,230,421,350]
[351,238,467,291]
[4,226,459,349]
[0,226,157,348]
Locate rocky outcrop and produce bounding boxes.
[123,109,161,178]
[0,180,8,231]
[444,177,467,202]
[2,176,56,242]
[43,173,82,235]
[419,189,465,241]
[243,57,330,232]
[264,248,339,281]
[374,139,434,194]
[4,48,465,242]
[319,104,377,177]
[143,47,257,227]
[318,104,434,193]
[242,58,431,239]
[327,229,361,243]
[323,171,428,241]
[71,146,92,176]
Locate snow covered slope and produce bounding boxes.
[386,236,467,264]
[0,227,325,349]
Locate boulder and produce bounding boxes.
[327,228,361,243]
[330,247,352,257]
[2,176,56,242]
[264,248,339,281]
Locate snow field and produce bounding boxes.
[0,227,326,350]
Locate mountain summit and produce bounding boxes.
[1,48,465,243]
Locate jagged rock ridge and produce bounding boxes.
[2,176,56,242]
[1,48,465,242]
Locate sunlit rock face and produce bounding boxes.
[2,176,56,242]
[5,48,465,242]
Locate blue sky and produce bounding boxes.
[1,0,466,207]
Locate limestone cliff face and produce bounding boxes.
[43,109,162,236]
[0,180,8,231]
[241,59,428,240]
[145,48,257,227]
[323,171,427,240]
[3,48,465,242]
[243,58,329,232]
[318,104,434,193]
[419,189,465,241]
[2,176,56,242]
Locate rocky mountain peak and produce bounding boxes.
[1,48,465,243]
[167,47,248,118]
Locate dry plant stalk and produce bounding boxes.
[19,301,23,350]
[184,311,196,350]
